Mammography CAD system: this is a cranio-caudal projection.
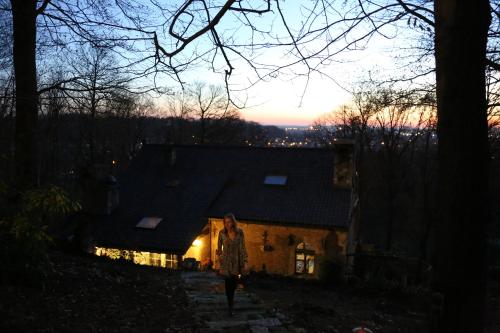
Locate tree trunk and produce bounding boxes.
[433,1,490,332]
[417,129,434,281]
[200,115,206,145]
[11,0,38,189]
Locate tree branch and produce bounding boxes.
[36,0,51,15]
[396,0,434,27]
[487,58,500,71]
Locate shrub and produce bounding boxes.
[318,255,345,285]
[0,183,80,286]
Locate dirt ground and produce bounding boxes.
[485,272,500,333]
[0,250,199,333]
[246,273,499,333]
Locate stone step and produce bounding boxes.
[188,294,261,307]
[207,319,248,330]
[180,271,291,333]
[197,309,272,322]
[206,317,282,330]
[197,303,266,313]
[192,296,257,304]
[187,290,246,297]
[187,289,248,296]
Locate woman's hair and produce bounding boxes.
[223,212,237,234]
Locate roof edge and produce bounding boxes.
[207,215,349,230]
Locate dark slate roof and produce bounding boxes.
[90,144,351,253]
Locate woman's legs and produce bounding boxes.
[224,274,238,315]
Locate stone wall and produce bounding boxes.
[208,218,348,278]
[183,228,211,263]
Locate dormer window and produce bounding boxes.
[136,217,162,229]
[263,174,287,185]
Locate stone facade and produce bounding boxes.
[187,218,349,278]
[184,225,212,264]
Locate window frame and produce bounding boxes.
[295,242,315,275]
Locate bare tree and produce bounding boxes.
[34,48,152,181]
[314,87,437,255]
[164,90,196,145]
[38,72,68,182]
[61,46,132,164]
[164,82,240,145]
[102,91,151,165]
[0,8,14,167]
[188,82,239,145]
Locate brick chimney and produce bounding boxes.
[333,139,355,189]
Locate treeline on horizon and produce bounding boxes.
[0,108,287,184]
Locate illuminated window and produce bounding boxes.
[295,242,315,274]
[164,253,178,269]
[136,217,162,229]
[133,251,147,265]
[264,175,287,185]
[149,252,161,267]
[94,247,178,269]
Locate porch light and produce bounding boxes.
[192,239,202,247]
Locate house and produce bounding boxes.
[82,143,358,278]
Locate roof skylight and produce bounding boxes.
[136,217,162,229]
[263,175,288,185]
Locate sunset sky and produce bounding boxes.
[148,1,430,126]
[234,43,404,126]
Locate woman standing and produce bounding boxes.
[216,213,249,316]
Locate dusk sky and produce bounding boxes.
[234,42,405,126]
[147,1,429,126]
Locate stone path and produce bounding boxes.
[181,271,305,333]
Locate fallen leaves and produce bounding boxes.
[0,250,198,332]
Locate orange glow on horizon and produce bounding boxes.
[242,114,316,126]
